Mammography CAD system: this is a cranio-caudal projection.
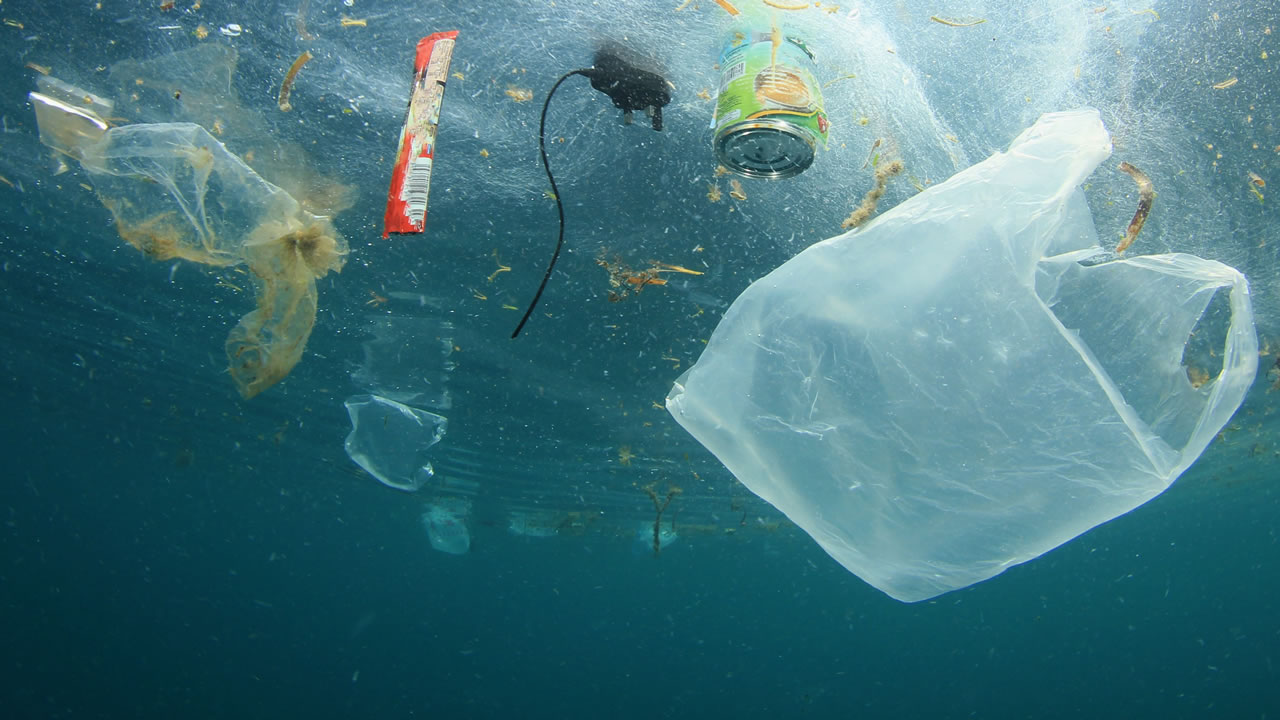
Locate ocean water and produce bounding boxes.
[1,1,1277,717]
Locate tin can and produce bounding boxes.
[713,23,828,179]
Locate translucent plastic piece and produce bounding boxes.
[30,102,348,398]
[344,394,447,492]
[667,109,1258,603]
[632,523,679,555]
[422,499,471,555]
[350,315,455,409]
[507,510,563,538]
[86,123,348,398]
[28,76,112,160]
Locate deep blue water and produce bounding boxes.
[2,382,1277,718]
[2,1,1279,718]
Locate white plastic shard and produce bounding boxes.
[667,109,1258,602]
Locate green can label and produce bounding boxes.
[713,27,829,177]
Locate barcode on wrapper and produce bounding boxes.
[400,156,434,223]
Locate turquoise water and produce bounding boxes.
[2,1,1277,717]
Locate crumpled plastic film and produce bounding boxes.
[30,85,347,398]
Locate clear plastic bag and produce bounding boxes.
[667,109,1258,602]
[422,499,472,555]
[30,99,348,398]
[344,394,448,492]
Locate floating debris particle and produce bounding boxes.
[505,85,533,102]
[642,483,682,555]
[598,252,704,302]
[929,16,987,27]
[707,183,722,202]
[842,159,904,229]
[487,250,511,282]
[860,138,882,169]
[713,0,741,15]
[822,73,858,89]
[764,0,810,9]
[278,50,313,112]
[1115,161,1153,254]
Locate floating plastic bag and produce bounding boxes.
[30,75,348,398]
[423,499,472,555]
[344,394,447,492]
[667,109,1258,603]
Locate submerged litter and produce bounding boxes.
[669,109,1258,602]
[423,499,472,554]
[31,77,346,398]
[29,42,350,399]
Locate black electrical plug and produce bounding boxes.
[511,50,673,338]
[585,50,671,131]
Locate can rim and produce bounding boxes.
[715,120,817,179]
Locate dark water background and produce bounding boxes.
[2,0,1279,717]
[2,363,1277,718]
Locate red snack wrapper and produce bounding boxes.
[383,31,458,237]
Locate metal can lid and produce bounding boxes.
[715,121,816,179]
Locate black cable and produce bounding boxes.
[511,68,593,339]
